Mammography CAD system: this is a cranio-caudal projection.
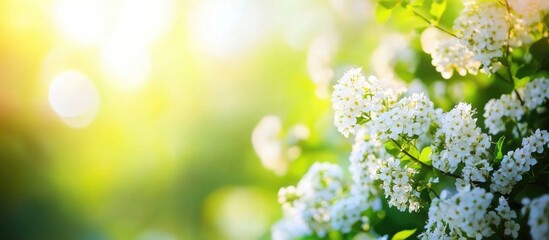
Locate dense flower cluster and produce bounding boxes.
[508,0,549,25]
[349,128,385,186]
[373,93,435,141]
[274,162,379,239]
[431,103,491,188]
[507,0,549,46]
[332,68,375,137]
[378,157,421,212]
[522,194,549,240]
[421,28,480,79]
[483,91,524,135]
[270,0,549,238]
[491,129,549,194]
[453,1,508,73]
[419,187,497,239]
[332,68,402,138]
[484,77,549,135]
[523,77,549,110]
[495,197,520,238]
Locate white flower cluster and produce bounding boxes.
[431,103,491,188]
[423,0,549,77]
[430,38,480,79]
[484,77,549,135]
[524,77,549,110]
[349,128,386,186]
[378,157,421,212]
[495,197,520,238]
[274,162,377,239]
[508,0,549,26]
[491,129,549,194]
[275,163,344,237]
[332,68,401,138]
[453,1,508,73]
[507,0,549,47]
[522,194,549,240]
[373,93,435,141]
[421,27,480,79]
[329,186,376,233]
[483,92,524,135]
[419,187,498,239]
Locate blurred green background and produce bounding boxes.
[0,0,507,239]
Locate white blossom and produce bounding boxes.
[522,194,549,240]
[332,69,402,138]
[349,128,387,185]
[277,162,345,237]
[523,77,549,110]
[378,157,421,212]
[496,197,520,238]
[491,129,549,194]
[484,91,525,135]
[419,187,497,239]
[372,93,436,142]
[421,27,480,79]
[454,1,508,73]
[431,103,491,188]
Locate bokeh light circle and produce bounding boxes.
[48,70,100,128]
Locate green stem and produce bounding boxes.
[502,0,525,106]
[390,139,466,180]
[409,8,458,38]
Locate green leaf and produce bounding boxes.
[376,3,394,23]
[419,146,432,165]
[530,37,549,70]
[410,0,424,7]
[392,229,417,240]
[378,0,400,9]
[429,0,446,22]
[384,141,401,156]
[516,63,539,79]
[495,136,506,162]
[407,145,420,159]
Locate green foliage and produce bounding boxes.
[378,0,401,9]
[376,2,395,22]
[530,37,549,71]
[429,0,447,22]
[419,146,432,165]
[494,136,506,162]
[385,140,401,156]
[391,228,417,240]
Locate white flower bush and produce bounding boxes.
[266,0,549,239]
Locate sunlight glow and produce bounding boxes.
[49,70,100,128]
[100,36,151,90]
[116,0,175,43]
[52,0,108,45]
[188,0,268,58]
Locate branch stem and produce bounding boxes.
[409,8,458,38]
[390,139,468,181]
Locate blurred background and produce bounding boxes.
[0,0,499,239]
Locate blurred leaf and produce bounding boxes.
[419,146,432,165]
[494,136,506,162]
[384,141,401,156]
[410,0,424,7]
[429,0,446,22]
[407,145,420,159]
[378,0,400,9]
[391,228,417,240]
[516,63,539,79]
[376,3,394,23]
[530,37,549,70]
